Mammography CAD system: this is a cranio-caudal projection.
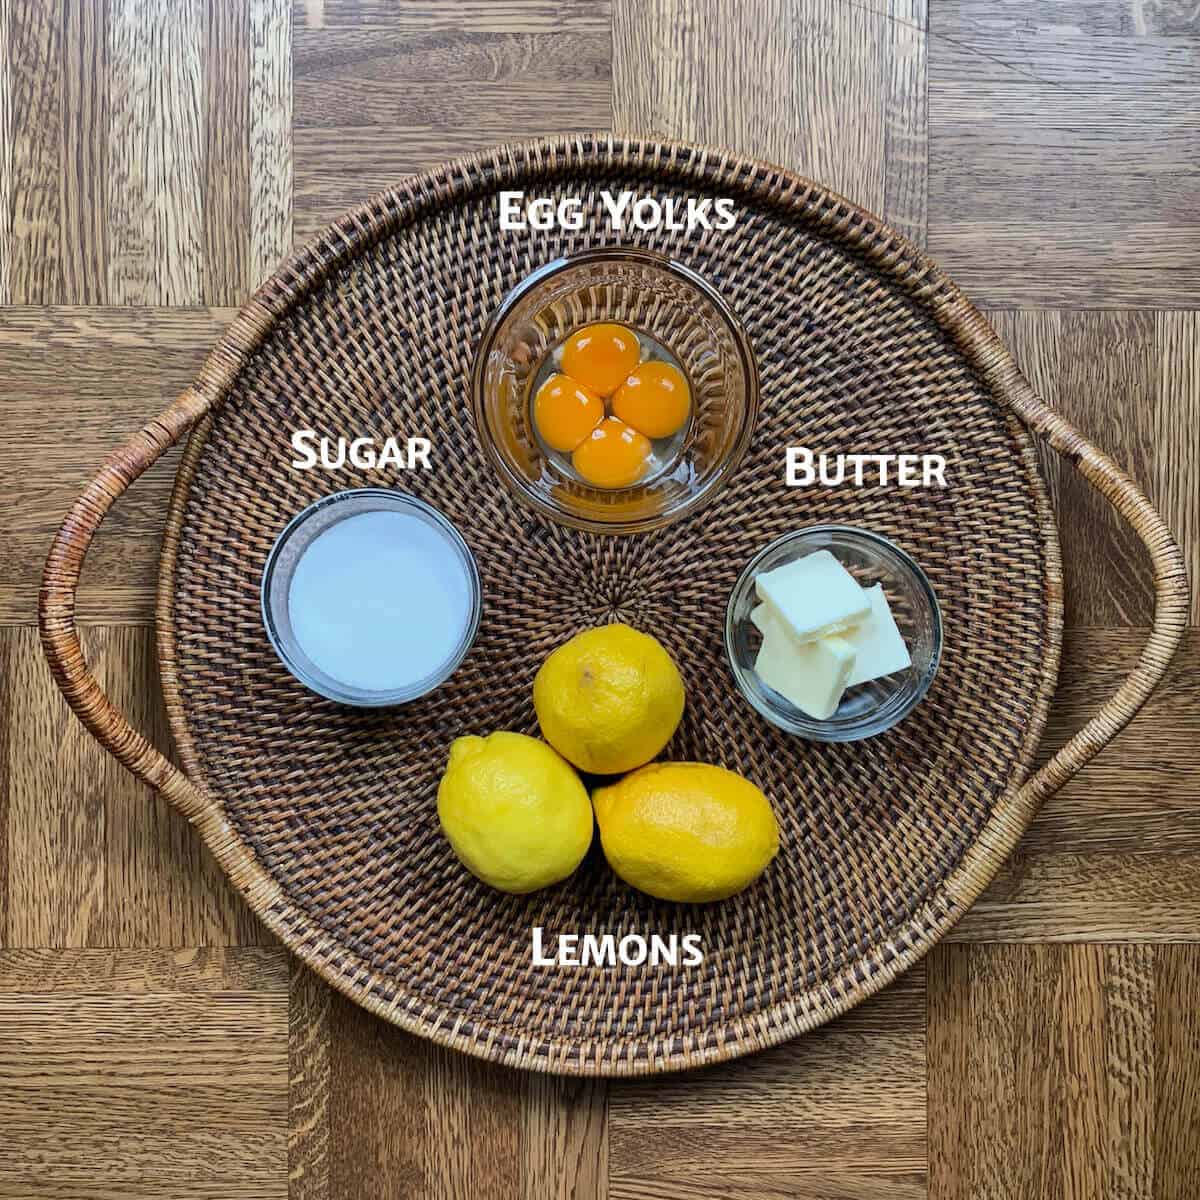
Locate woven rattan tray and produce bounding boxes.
[42,136,1188,1076]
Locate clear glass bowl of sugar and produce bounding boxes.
[724,526,942,742]
[261,489,482,706]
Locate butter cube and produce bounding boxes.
[755,550,871,643]
[843,584,911,687]
[753,608,857,720]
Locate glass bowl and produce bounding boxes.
[261,488,482,706]
[725,526,942,742]
[471,247,758,534]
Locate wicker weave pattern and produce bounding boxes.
[40,137,1190,1075]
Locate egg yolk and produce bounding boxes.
[572,417,652,488]
[533,373,604,452]
[561,323,641,396]
[611,360,691,439]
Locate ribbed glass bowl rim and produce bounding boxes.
[260,487,483,707]
[723,524,944,742]
[470,245,759,535]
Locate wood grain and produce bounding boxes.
[0,0,60,305]
[289,962,331,1200]
[0,946,288,991]
[60,0,109,303]
[1022,629,1200,855]
[523,1075,608,1200]
[107,0,204,305]
[0,305,234,624]
[929,944,1199,1200]
[92,626,265,946]
[948,629,1200,941]
[204,0,252,306]
[294,28,610,128]
[0,950,288,1199]
[0,632,8,939]
[294,0,612,34]
[989,310,1157,626]
[326,995,442,1198]
[1152,311,1200,626]
[987,310,1199,627]
[932,0,1200,40]
[613,0,929,245]
[321,989,611,1200]
[0,626,264,948]
[953,851,1200,944]
[423,1044,523,1200]
[0,0,290,306]
[292,3,611,240]
[1153,946,1200,1200]
[929,4,1200,306]
[608,967,926,1200]
[250,0,294,287]
[0,0,10,305]
[885,0,929,246]
[2,625,104,947]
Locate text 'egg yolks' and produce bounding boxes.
[572,418,652,488]
[533,373,604,452]
[561,323,641,396]
[611,361,691,439]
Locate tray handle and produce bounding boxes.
[39,390,214,821]
[1012,402,1189,809]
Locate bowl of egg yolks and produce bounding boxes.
[472,248,759,534]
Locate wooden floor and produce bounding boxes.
[1,2,1198,1197]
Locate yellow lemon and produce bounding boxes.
[437,732,593,894]
[592,763,779,903]
[533,624,685,775]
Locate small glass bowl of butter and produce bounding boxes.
[724,526,942,742]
